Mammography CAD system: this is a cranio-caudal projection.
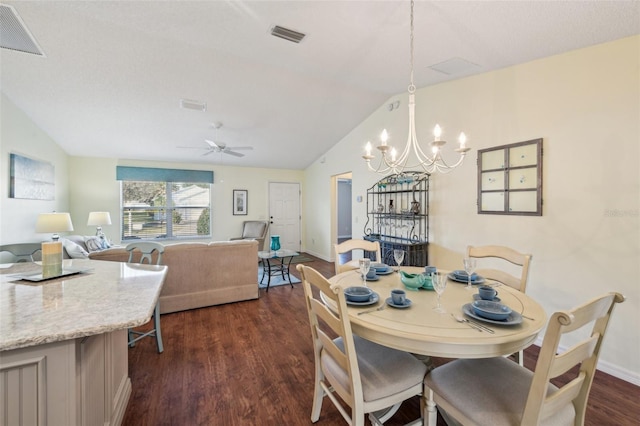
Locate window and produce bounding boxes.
[117,167,213,240]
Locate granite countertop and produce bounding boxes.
[0,259,167,351]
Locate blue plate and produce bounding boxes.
[448,273,485,284]
[346,292,380,306]
[376,267,393,275]
[385,297,412,309]
[365,275,380,281]
[462,303,522,325]
[473,294,501,302]
[452,270,479,280]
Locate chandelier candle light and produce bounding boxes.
[36,212,74,278]
[363,0,470,175]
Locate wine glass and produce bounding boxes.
[432,272,447,313]
[393,249,405,273]
[358,258,371,287]
[462,257,477,290]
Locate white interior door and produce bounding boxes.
[269,182,301,252]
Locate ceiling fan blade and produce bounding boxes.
[224,150,244,157]
[177,146,207,150]
[227,146,253,151]
[202,150,217,156]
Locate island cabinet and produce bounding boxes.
[0,329,130,426]
[364,171,430,266]
[0,259,167,426]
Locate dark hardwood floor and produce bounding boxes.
[123,254,639,426]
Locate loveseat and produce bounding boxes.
[88,240,259,314]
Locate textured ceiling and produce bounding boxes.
[1,1,638,169]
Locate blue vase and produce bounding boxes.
[270,235,281,251]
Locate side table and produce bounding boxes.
[258,249,299,291]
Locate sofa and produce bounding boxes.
[87,240,259,314]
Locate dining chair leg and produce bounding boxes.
[423,388,438,426]
[153,302,163,353]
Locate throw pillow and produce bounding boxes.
[84,236,104,252]
[62,238,89,259]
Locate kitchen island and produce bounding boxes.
[0,259,167,426]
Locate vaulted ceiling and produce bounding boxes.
[1,1,638,169]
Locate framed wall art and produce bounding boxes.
[233,189,248,215]
[477,138,543,216]
[9,153,55,200]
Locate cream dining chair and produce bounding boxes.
[334,239,382,276]
[467,245,532,292]
[126,242,165,353]
[423,292,625,426]
[467,245,532,366]
[297,264,427,426]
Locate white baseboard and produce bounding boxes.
[303,249,331,262]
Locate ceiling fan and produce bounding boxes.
[178,123,253,157]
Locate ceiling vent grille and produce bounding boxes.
[270,25,305,44]
[0,4,45,57]
[180,99,207,112]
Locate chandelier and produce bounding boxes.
[362,0,470,175]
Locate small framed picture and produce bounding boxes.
[233,189,248,215]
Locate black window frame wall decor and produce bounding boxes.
[477,138,543,216]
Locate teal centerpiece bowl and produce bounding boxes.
[400,270,428,291]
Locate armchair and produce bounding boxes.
[230,221,269,251]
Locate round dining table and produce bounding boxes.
[328,266,547,359]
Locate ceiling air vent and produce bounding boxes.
[270,25,305,44]
[0,4,46,57]
[180,99,207,112]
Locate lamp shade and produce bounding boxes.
[35,213,74,233]
[87,211,112,226]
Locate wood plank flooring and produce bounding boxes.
[123,254,639,426]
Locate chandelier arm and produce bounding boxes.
[360,0,470,176]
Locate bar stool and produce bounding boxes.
[126,242,165,353]
[0,243,42,262]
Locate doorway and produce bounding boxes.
[332,172,352,261]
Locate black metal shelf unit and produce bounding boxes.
[364,172,430,266]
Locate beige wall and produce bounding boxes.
[0,93,71,245]
[68,157,304,243]
[304,36,640,383]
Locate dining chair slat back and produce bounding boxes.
[467,245,532,292]
[297,264,426,425]
[423,292,624,426]
[334,239,382,276]
[125,242,165,353]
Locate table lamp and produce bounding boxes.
[36,212,74,277]
[87,211,112,241]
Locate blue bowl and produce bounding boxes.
[344,286,374,302]
[472,300,512,321]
